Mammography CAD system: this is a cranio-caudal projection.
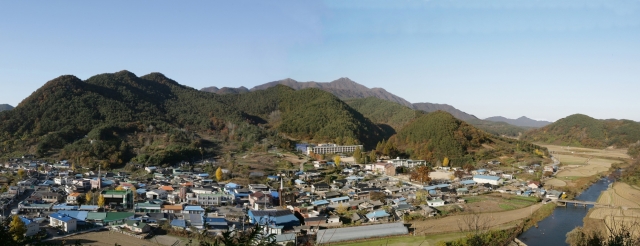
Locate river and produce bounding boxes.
[517,177,613,245]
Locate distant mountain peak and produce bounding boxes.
[205,78,415,108]
[0,104,13,112]
[484,116,552,128]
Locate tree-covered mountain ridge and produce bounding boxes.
[0,71,387,168]
[522,114,640,148]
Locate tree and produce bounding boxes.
[9,215,26,241]
[85,191,93,205]
[130,186,137,201]
[370,191,386,202]
[353,147,362,164]
[115,186,125,191]
[97,194,105,208]
[454,170,465,179]
[333,155,341,168]
[336,203,348,215]
[215,167,223,181]
[443,157,450,167]
[16,169,25,179]
[369,151,377,163]
[410,165,431,184]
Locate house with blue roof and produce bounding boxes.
[366,210,391,222]
[248,209,300,232]
[472,175,503,185]
[20,216,39,237]
[205,217,229,231]
[184,205,206,214]
[327,196,350,205]
[50,213,77,232]
[460,180,477,186]
[57,211,89,223]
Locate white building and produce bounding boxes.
[50,213,77,232]
[20,216,40,237]
[306,144,363,155]
[427,199,445,207]
[472,175,503,186]
[386,158,427,168]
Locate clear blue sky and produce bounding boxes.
[1,1,639,121]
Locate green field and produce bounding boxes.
[331,232,466,246]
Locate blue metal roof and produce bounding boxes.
[327,196,350,203]
[58,211,88,221]
[170,219,187,228]
[184,206,205,211]
[20,216,34,225]
[460,180,477,185]
[50,213,75,223]
[473,175,501,181]
[312,200,329,206]
[366,210,390,219]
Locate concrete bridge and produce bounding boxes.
[556,200,601,207]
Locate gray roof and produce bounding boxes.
[316,223,408,244]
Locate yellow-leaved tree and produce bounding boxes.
[9,215,26,241]
[215,167,223,181]
[97,194,105,208]
[333,155,341,168]
[115,186,125,191]
[86,191,93,205]
[443,157,450,167]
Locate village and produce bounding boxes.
[0,144,564,245]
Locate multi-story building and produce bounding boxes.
[196,193,232,206]
[306,144,363,155]
[386,158,427,168]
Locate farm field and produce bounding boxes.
[555,156,616,178]
[411,203,543,235]
[541,145,630,160]
[545,178,567,187]
[596,183,640,209]
[332,231,467,246]
[461,194,538,213]
[46,230,153,246]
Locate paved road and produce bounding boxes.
[1,188,34,218]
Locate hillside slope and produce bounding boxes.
[485,116,552,128]
[412,102,477,121]
[522,114,640,148]
[388,111,547,165]
[344,97,423,131]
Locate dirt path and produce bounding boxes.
[412,203,543,234]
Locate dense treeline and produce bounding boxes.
[522,114,640,148]
[466,118,527,137]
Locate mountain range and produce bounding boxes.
[202,78,537,136]
[0,70,552,168]
[484,116,552,128]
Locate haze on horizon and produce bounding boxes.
[1,1,639,122]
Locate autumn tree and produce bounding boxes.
[370,191,387,202]
[369,151,377,163]
[454,170,465,179]
[353,147,362,164]
[443,157,450,167]
[130,186,137,201]
[115,186,125,191]
[86,191,93,205]
[333,155,341,168]
[17,169,25,179]
[410,165,431,184]
[336,203,348,215]
[9,215,26,241]
[215,167,223,181]
[97,194,105,208]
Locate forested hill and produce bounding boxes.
[345,97,424,131]
[0,71,386,167]
[216,85,390,147]
[412,102,477,121]
[201,86,249,94]
[0,104,13,112]
[521,114,640,148]
[387,111,547,165]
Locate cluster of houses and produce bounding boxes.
[0,154,564,245]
